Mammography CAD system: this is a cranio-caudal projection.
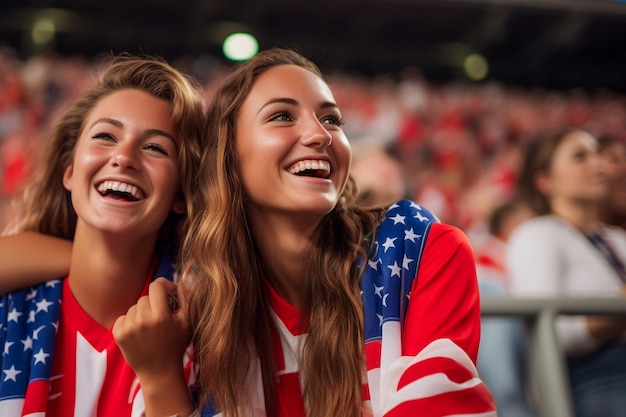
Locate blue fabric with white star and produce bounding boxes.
[0,281,62,402]
[0,256,175,409]
[361,200,438,342]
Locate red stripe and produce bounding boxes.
[384,385,496,417]
[22,380,50,414]
[276,372,305,417]
[397,356,474,390]
[365,340,382,371]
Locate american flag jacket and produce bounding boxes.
[202,200,497,416]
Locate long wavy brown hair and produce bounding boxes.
[11,54,205,253]
[181,47,384,417]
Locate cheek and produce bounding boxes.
[335,136,352,178]
[159,163,182,198]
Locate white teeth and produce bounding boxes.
[288,160,331,177]
[97,180,145,200]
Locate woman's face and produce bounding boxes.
[236,64,351,221]
[538,131,608,205]
[63,88,184,239]
[600,141,626,214]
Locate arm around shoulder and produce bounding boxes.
[0,232,71,292]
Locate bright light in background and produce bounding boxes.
[223,33,258,61]
[463,53,489,81]
[32,17,55,45]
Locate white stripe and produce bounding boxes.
[75,332,107,417]
[0,398,25,416]
[380,321,402,372]
[270,312,306,375]
[369,337,494,417]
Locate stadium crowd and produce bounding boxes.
[2,48,625,242]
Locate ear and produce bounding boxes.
[171,194,186,215]
[62,164,74,192]
[534,171,552,196]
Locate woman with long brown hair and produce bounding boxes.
[0,54,205,416]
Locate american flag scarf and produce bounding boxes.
[0,252,176,416]
[361,200,496,416]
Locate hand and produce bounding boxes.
[113,277,191,382]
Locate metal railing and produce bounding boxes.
[480,296,626,417]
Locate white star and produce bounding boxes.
[45,280,61,288]
[382,237,397,253]
[382,293,389,307]
[7,308,23,323]
[390,213,406,225]
[36,298,54,313]
[367,259,379,271]
[25,288,38,301]
[33,348,50,365]
[52,321,59,333]
[27,310,35,323]
[404,228,421,242]
[4,341,14,355]
[3,365,22,382]
[388,203,400,210]
[377,313,383,327]
[388,261,402,277]
[32,325,46,340]
[414,211,429,222]
[410,201,423,210]
[21,336,33,351]
[402,255,414,270]
[373,283,384,298]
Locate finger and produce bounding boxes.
[148,278,178,315]
[112,314,127,343]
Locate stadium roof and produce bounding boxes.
[2,0,626,91]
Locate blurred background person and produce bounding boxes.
[476,198,536,417]
[597,134,626,230]
[507,128,626,417]
[350,143,409,208]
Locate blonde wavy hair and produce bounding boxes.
[181,47,384,417]
[11,54,205,254]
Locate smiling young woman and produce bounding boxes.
[0,55,205,417]
[166,48,494,417]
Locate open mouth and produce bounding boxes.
[96,180,145,202]
[287,159,331,179]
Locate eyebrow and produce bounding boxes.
[257,98,339,115]
[89,118,177,143]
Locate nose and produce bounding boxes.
[300,116,333,148]
[110,141,140,171]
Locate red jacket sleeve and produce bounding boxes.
[403,222,481,362]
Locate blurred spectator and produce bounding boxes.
[597,135,626,230]
[476,198,536,417]
[350,144,408,208]
[507,128,626,417]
